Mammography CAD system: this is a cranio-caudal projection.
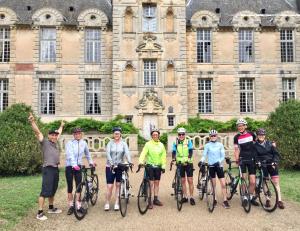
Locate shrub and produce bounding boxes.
[0,104,42,176]
[266,100,300,169]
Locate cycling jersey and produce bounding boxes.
[172,138,193,163]
[234,131,256,160]
[254,140,280,163]
[65,139,93,167]
[201,141,225,166]
[106,139,131,167]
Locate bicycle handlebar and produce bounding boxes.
[136,164,144,173]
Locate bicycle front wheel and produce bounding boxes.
[119,178,128,217]
[197,171,205,200]
[239,178,251,213]
[258,178,278,212]
[137,180,151,215]
[90,174,99,206]
[73,182,89,220]
[176,175,183,211]
[206,177,215,213]
[224,170,234,200]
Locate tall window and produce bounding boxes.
[282,78,296,102]
[40,28,56,62]
[168,115,175,127]
[239,30,253,63]
[85,79,101,114]
[198,79,212,113]
[40,79,55,114]
[240,79,254,113]
[144,60,157,85]
[197,29,211,63]
[0,28,10,62]
[280,30,294,62]
[85,29,101,63]
[0,79,8,112]
[143,4,157,32]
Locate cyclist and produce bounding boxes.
[254,128,285,209]
[199,130,230,208]
[28,113,64,220]
[139,128,166,209]
[65,128,94,215]
[234,118,259,206]
[105,127,132,211]
[171,127,195,205]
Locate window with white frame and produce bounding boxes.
[280,30,294,62]
[197,29,211,63]
[0,79,8,112]
[282,78,296,102]
[143,60,157,85]
[239,30,253,63]
[40,79,55,114]
[85,79,101,114]
[168,115,175,127]
[240,79,254,113]
[85,29,101,63]
[142,4,157,32]
[40,28,56,62]
[0,28,10,62]
[198,79,212,113]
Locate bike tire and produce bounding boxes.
[224,170,235,201]
[73,182,88,220]
[137,180,151,215]
[239,178,251,213]
[176,174,183,211]
[90,174,99,206]
[206,177,215,213]
[258,178,278,213]
[197,170,205,200]
[119,178,128,217]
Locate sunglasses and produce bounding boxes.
[210,135,217,137]
[178,133,185,136]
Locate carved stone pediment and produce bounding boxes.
[135,89,164,113]
[136,34,163,55]
[274,11,300,29]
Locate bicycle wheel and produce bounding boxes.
[258,178,278,212]
[206,177,215,213]
[239,178,251,213]
[90,174,99,206]
[224,171,234,200]
[73,182,89,220]
[137,180,151,215]
[119,178,128,217]
[197,171,205,200]
[176,174,183,211]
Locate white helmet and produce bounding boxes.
[236,118,247,125]
[177,127,186,134]
[209,130,218,136]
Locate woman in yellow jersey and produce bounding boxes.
[139,128,166,209]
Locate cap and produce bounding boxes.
[48,129,59,135]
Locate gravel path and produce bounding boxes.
[14,157,300,231]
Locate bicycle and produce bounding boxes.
[136,164,151,215]
[73,165,99,220]
[118,163,133,217]
[170,161,187,211]
[255,160,278,212]
[224,157,251,213]
[196,162,215,213]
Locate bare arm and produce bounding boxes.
[28,113,43,142]
[56,120,65,140]
[234,146,240,162]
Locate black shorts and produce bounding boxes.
[240,160,256,175]
[262,165,279,178]
[146,166,162,181]
[65,166,82,193]
[40,166,59,198]
[106,167,122,184]
[179,163,194,178]
[209,166,224,179]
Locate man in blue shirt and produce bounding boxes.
[200,130,230,209]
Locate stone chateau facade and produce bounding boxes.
[0,0,299,137]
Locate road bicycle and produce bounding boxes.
[136,164,151,215]
[118,163,133,217]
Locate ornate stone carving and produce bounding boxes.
[232,11,261,30]
[274,11,300,29]
[32,7,64,26]
[0,7,18,25]
[78,9,108,28]
[191,10,219,29]
[136,34,163,57]
[135,88,164,110]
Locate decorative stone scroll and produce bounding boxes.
[274,11,300,29]
[232,11,261,31]
[0,7,18,25]
[135,88,164,112]
[32,7,64,26]
[78,8,108,29]
[191,10,219,30]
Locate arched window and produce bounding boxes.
[166,8,174,33]
[124,7,133,33]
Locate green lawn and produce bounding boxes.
[0,169,65,231]
[280,169,300,203]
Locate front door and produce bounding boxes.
[143,114,158,140]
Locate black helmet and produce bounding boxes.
[256,128,266,135]
[112,127,122,133]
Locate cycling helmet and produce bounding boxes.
[177,127,186,134]
[150,128,160,135]
[73,127,82,133]
[112,127,122,133]
[209,129,218,136]
[236,118,247,125]
[256,128,266,135]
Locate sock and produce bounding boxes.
[38,210,43,214]
[154,196,158,201]
[49,205,54,210]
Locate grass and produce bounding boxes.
[0,169,66,231]
[280,169,300,203]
